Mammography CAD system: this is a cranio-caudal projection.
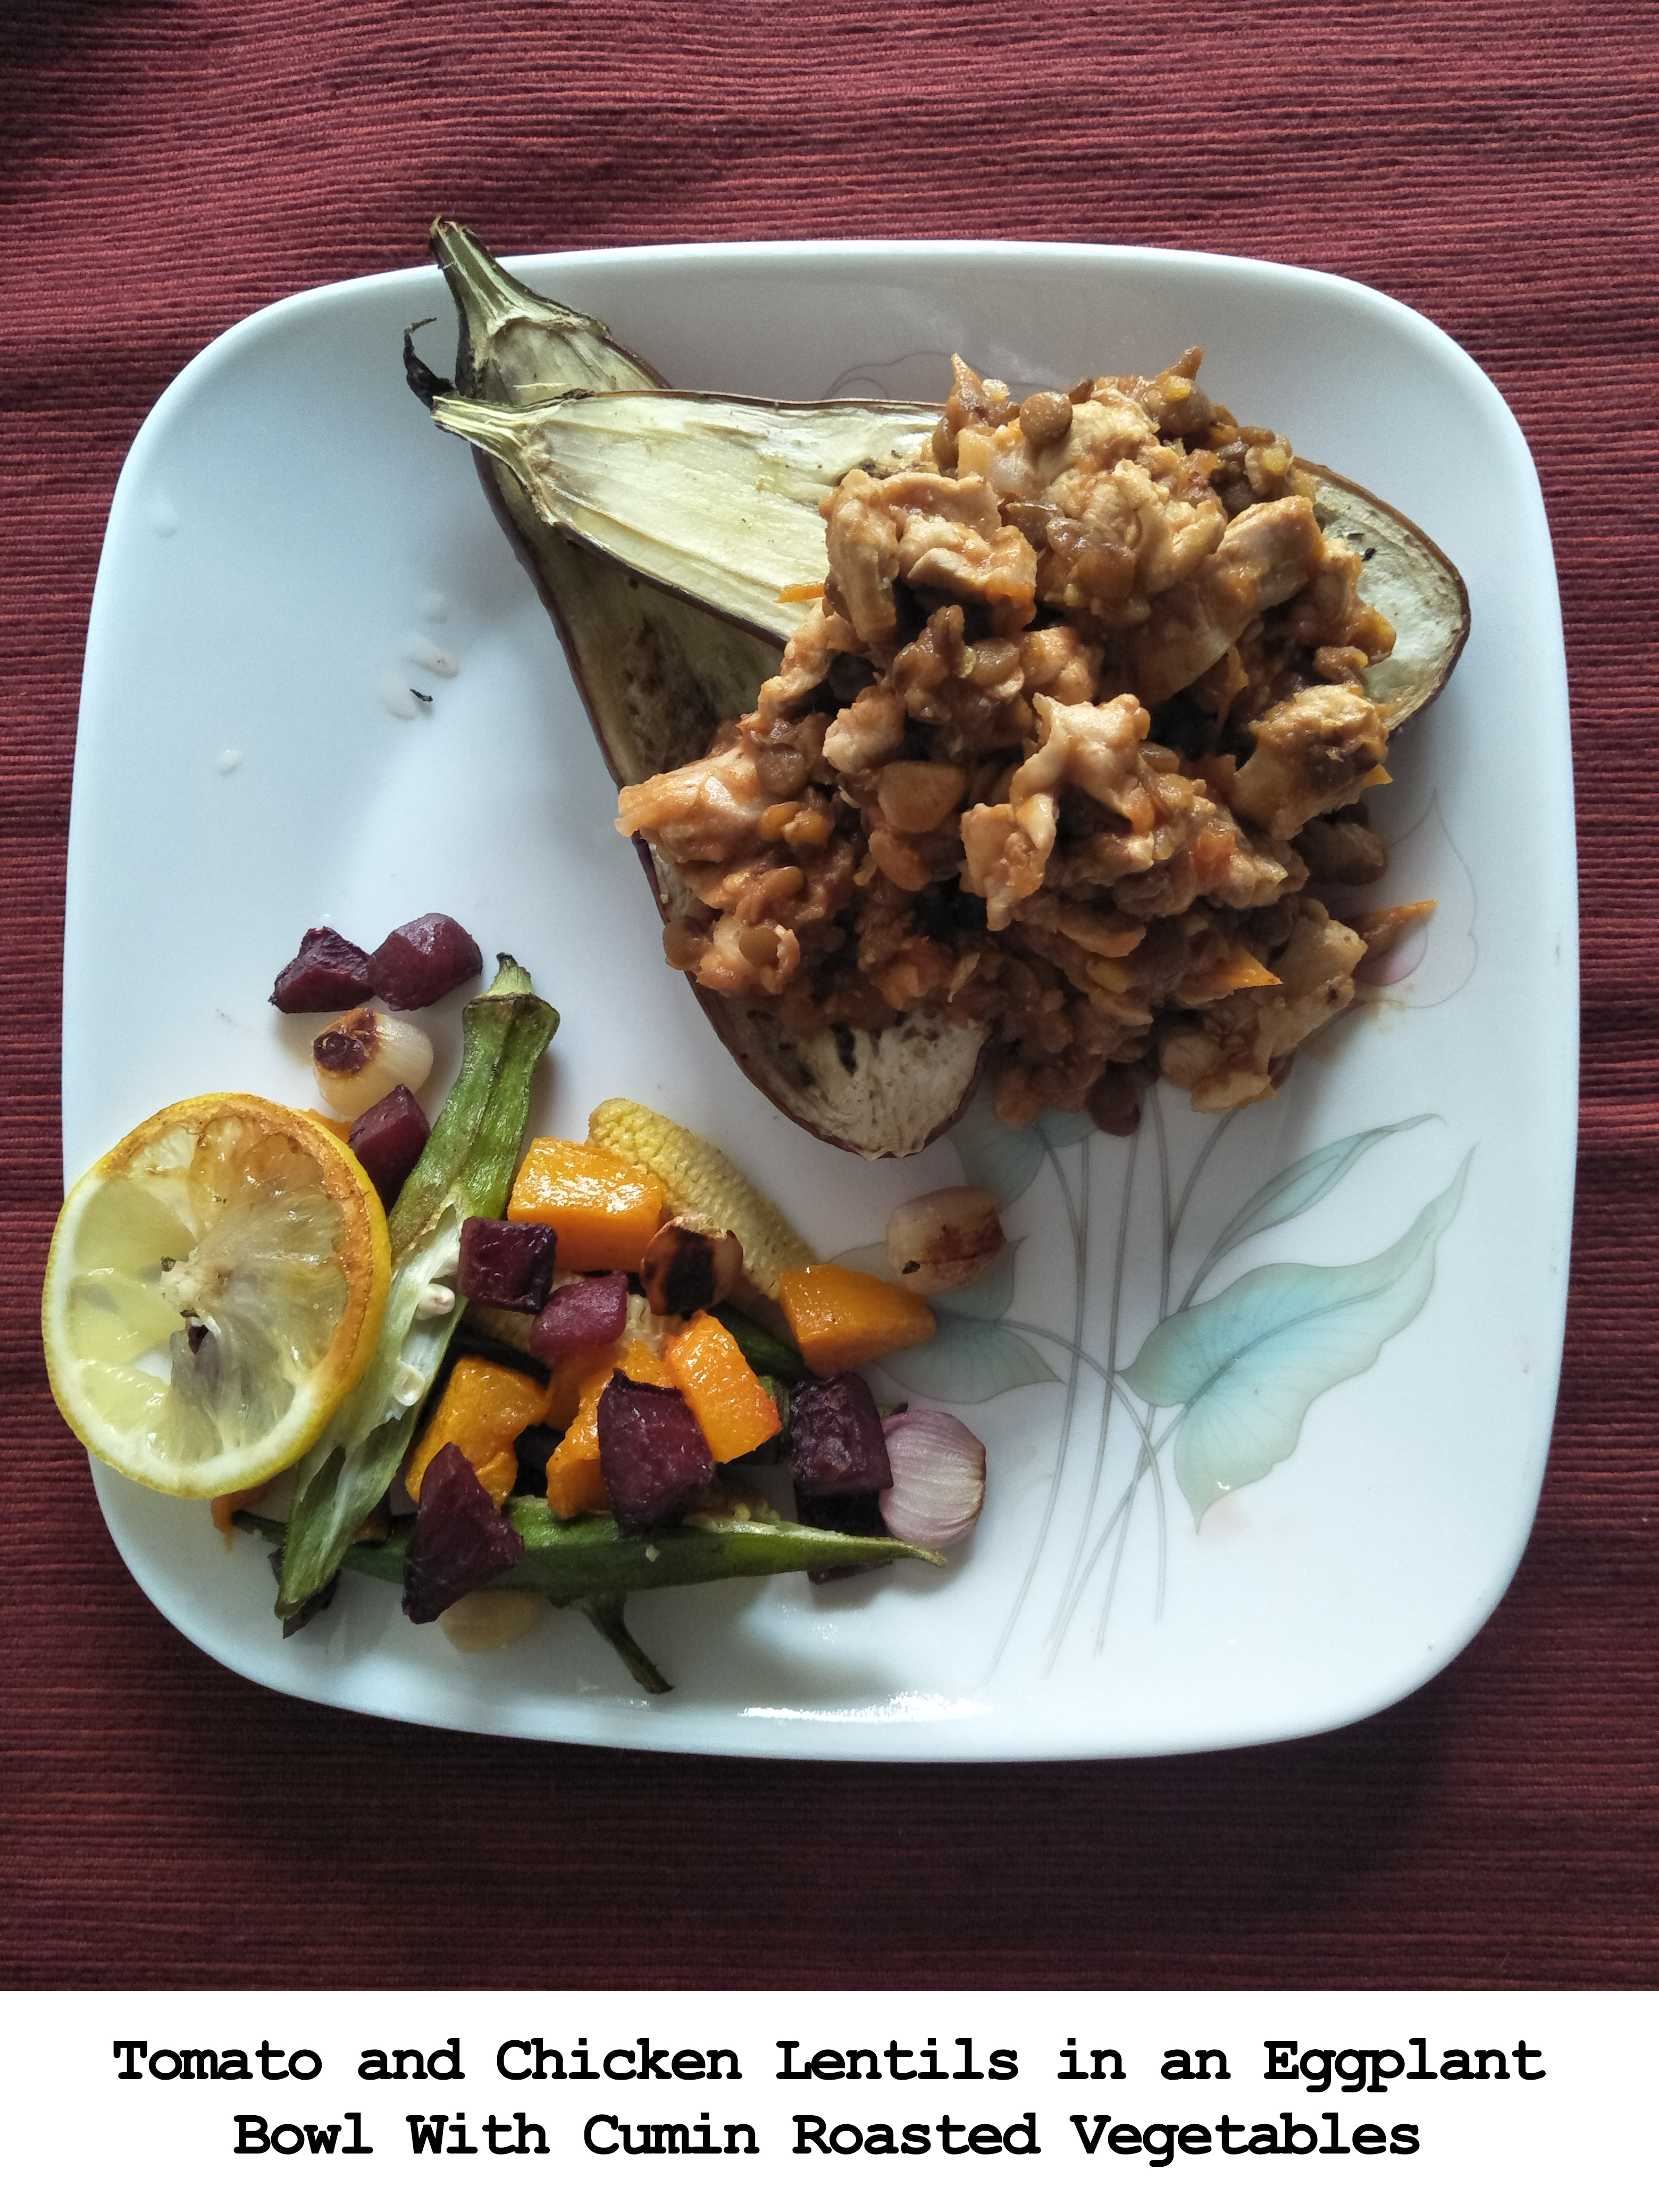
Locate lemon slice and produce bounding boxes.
[43,1093,391,1497]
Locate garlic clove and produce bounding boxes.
[439,1589,545,1652]
[312,1007,433,1120]
[886,1185,1007,1297]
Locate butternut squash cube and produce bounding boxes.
[776,1263,936,1377]
[665,1311,783,1463]
[544,1337,672,1520]
[406,1357,552,1507]
[507,1136,667,1273]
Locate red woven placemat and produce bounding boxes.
[3,0,1654,1990]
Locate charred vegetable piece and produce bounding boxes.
[271,926,374,1013]
[370,911,483,1010]
[458,1215,559,1311]
[403,1442,526,1623]
[664,1310,782,1464]
[240,1498,943,1692]
[313,1008,433,1120]
[276,956,559,1617]
[529,1273,629,1361]
[597,1372,715,1535]
[404,1356,553,1508]
[791,1485,890,1585]
[640,1218,743,1317]
[349,1084,430,1207]
[790,1372,893,1496]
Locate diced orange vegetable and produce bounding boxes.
[406,1356,552,1507]
[306,1110,355,1142]
[665,1311,783,1463]
[544,1342,621,1432]
[776,1262,936,1376]
[544,1337,672,1520]
[507,1136,667,1272]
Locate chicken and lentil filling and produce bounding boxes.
[617,350,1404,1130]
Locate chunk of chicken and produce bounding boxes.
[617,741,769,866]
[1133,496,1328,703]
[959,693,1152,928]
[1228,684,1390,841]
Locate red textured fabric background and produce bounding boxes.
[3,1,1654,1990]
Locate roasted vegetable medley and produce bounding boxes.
[47,917,988,1694]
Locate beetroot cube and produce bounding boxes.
[403,1443,526,1622]
[270,925,373,1012]
[349,1085,430,1207]
[530,1274,629,1359]
[793,1483,889,1583]
[790,1372,893,1495]
[370,911,483,1009]
[597,1373,713,1534]
[459,1216,559,1311]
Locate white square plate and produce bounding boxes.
[65,241,1576,1759]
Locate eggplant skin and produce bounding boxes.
[1302,464,1470,728]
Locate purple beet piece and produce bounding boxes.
[529,1273,629,1360]
[789,1372,893,1495]
[792,1484,889,1583]
[349,1085,430,1208]
[269,926,374,1013]
[458,1216,559,1312]
[370,911,483,1010]
[597,1373,713,1535]
[402,1443,526,1623]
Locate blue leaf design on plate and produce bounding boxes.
[1038,1108,1096,1151]
[948,1091,1046,1208]
[832,1242,891,1279]
[1194,1114,1436,1283]
[878,1315,1058,1404]
[934,1243,1021,1321]
[1123,1155,1470,1522]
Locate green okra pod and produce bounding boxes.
[275,956,559,1616]
[244,1501,943,1691]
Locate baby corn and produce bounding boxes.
[587,1097,816,1297]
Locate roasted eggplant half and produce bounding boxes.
[412,225,1468,1157]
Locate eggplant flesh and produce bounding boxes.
[417,226,1468,1158]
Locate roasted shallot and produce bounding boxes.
[879,1410,986,1549]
